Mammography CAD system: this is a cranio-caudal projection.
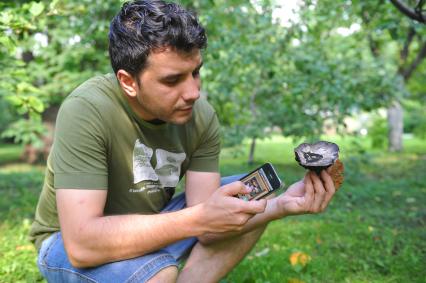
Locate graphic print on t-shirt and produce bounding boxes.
[131,139,186,193]
[155,148,186,187]
[133,140,158,183]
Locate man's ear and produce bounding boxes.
[116,70,138,98]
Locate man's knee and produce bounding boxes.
[146,266,178,283]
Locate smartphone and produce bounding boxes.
[237,163,283,201]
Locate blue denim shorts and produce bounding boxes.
[37,174,244,283]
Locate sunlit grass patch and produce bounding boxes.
[0,137,425,282]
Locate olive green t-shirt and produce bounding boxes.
[29,73,220,251]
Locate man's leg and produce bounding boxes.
[146,266,178,283]
[37,232,180,283]
[177,224,267,283]
[177,173,273,282]
[37,193,194,283]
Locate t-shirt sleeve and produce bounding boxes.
[52,97,109,189]
[188,109,221,173]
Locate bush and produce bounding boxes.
[0,100,17,140]
[403,100,426,139]
[368,115,388,149]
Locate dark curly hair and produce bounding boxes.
[108,0,207,78]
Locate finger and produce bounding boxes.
[221,181,250,196]
[320,170,336,210]
[236,213,254,228]
[320,170,335,193]
[304,173,314,209]
[237,198,267,214]
[310,171,326,212]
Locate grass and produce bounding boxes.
[0,144,23,166]
[0,136,425,282]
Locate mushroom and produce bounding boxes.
[294,141,340,171]
[294,141,344,189]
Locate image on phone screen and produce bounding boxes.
[238,168,273,201]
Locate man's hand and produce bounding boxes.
[197,181,267,234]
[274,169,336,217]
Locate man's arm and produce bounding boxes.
[185,169,337,245]
[57,182,266,268]
[57,189,204,268]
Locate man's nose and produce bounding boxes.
[182,77,200,102]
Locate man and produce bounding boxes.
[30,1,337,282]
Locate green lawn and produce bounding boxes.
[0,136,425,282]
[0,144,23,166]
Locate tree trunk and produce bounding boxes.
[387,100,403,152]
[248,137,256,165]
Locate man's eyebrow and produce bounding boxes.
[160,61,204,81]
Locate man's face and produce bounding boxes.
[132,48,203,125]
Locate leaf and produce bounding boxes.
[289,251,311,267]
[5,96,23,107]
[49,0,60,10]
[0,11,13,25]
[28,96,44,113]
[255,247,270,257]
[15,245,35,251]
[405,197,415,203]
[0,37,16,54]
[29,2,45,17]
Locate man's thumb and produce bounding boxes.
[221,181,249,196]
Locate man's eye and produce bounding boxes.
[164,78,180,85]
[192,70,200,78]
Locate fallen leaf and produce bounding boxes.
[289,251,311,267]
[287,278,305,283]
[15,245,35,251]
[255,248,270,257]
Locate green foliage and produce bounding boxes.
[0,0,120,147]
[183,0,404,147]
[0,1,50,144]
[1,119,46,148]
[1,0,425,154]
[403,99,426,138]
[0,99,17,135]
[368,115,388,149]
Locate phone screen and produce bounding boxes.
[238,164,281,201]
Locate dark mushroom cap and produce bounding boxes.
[294,141,340,171]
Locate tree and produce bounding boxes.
[353,0,426,151]
[1,0,120,161]
[0,1,49,149]
[187,0,401,161]
[2,0,423,164]
[390,0,426,23]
